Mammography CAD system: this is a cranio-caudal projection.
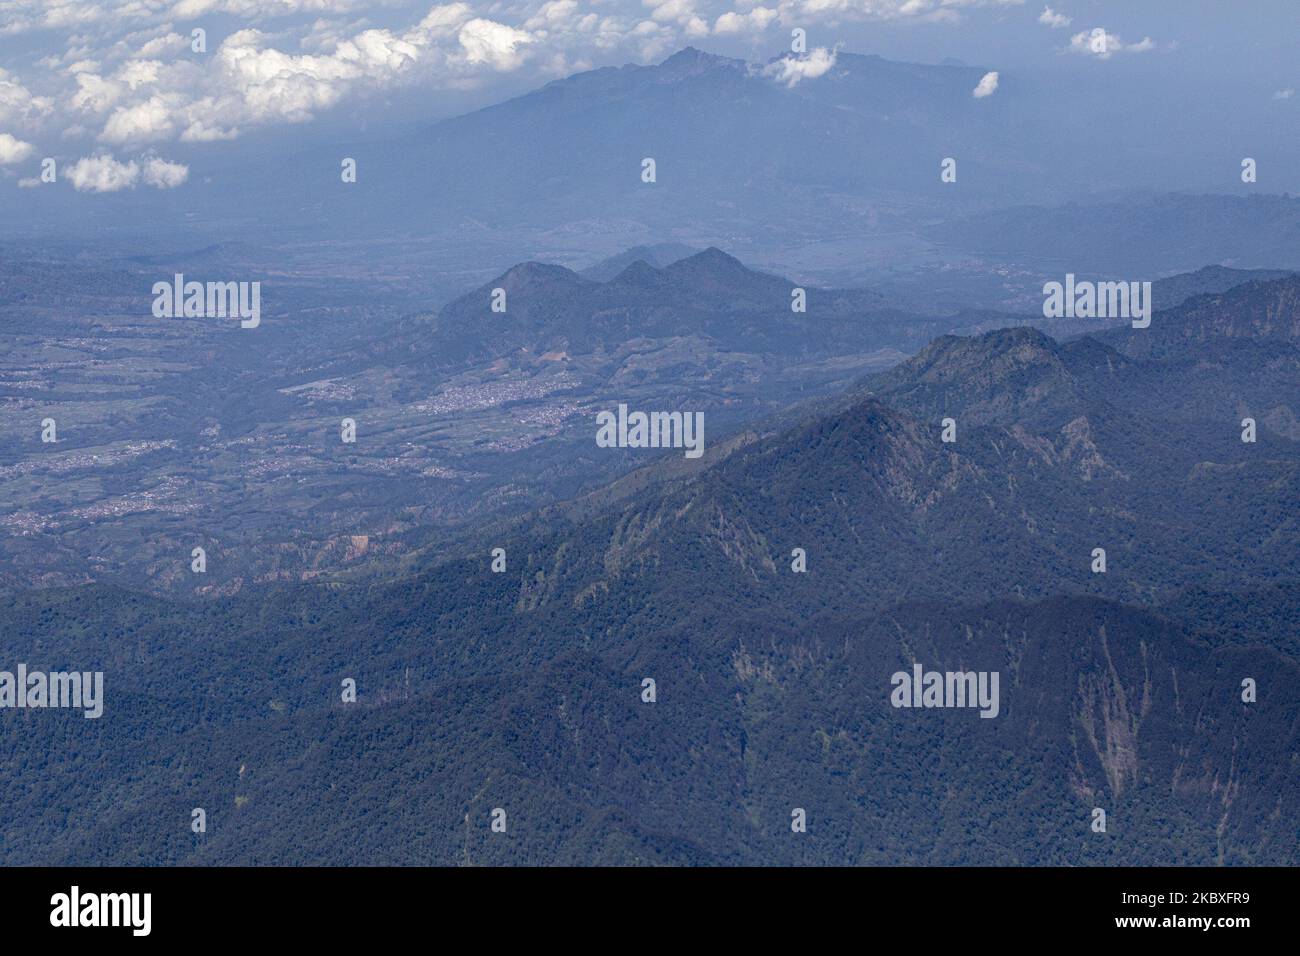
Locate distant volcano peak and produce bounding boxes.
[668,247,750,274]
[655,46,744,78]
[609,259,662,285]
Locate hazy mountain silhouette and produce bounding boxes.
[417,247,924,366]
[581,244,700,281]
[931,194,1300,276]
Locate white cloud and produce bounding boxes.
[641,0,708,38]
[627,19,677,61]
[142,155,189,187]
[1,1,120,36]
[0,133,37,164]
[66,6,544,144]
[1067,28,1155,59]
[525,1,582,31]
[762,47,837,88]
[64,151,189,191]
[101,94,179,143]
[0,0,1030,56]
[1274,88,1295,100]
[1038,6,1070,28]
[167,0,369,20]
[116,60,166,90]
[644,0,693,24]
[137,32,191,58]
[773,0,1024,25]
[714,7,778,34]
[0,68,55,126]
[457,19,536,71]
[65,153,141,192]
[972,70,999,98]
[71,72,125,114]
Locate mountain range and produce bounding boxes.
[3,268,1296,865]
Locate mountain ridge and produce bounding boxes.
[3,253,1297,865]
